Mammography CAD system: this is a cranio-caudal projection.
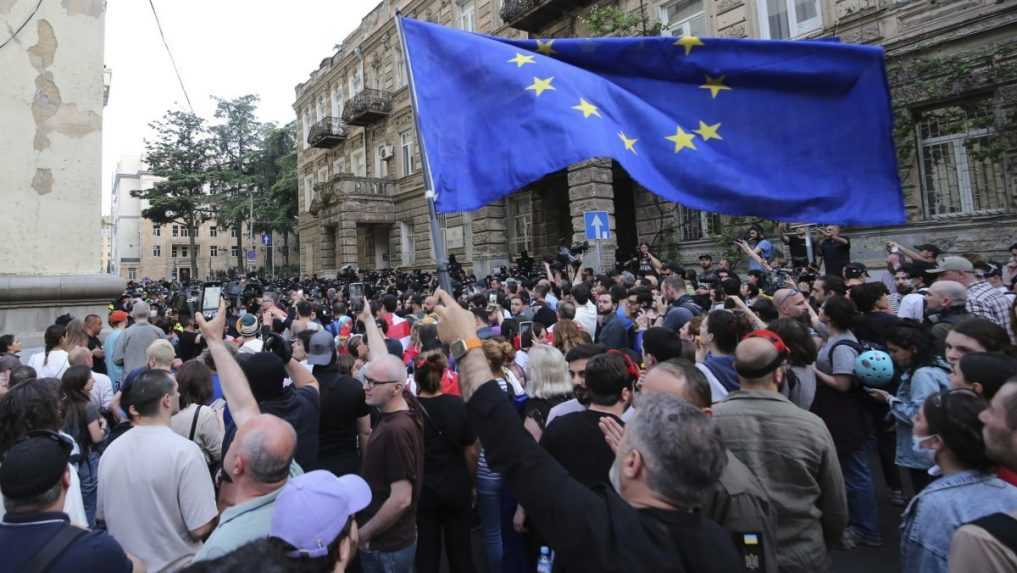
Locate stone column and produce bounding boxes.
[0,1,123,349]
[568,159,618,271]
[338,218,359,269]
[470,202,511,278]
[317,225,335,274]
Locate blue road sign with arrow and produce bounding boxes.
[584,211,610,241]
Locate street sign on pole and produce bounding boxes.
[247,249,257,262]
[583,211,610,241]
[261,233,272,246]
[583,211,610,272]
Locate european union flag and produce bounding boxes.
[399,17,904,226]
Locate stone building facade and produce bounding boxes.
[295,0,1017,277]
[111,157,297,282]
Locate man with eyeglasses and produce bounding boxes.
[357,316,424,573]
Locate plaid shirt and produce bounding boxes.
[966,280,1015,343]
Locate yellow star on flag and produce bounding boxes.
[526,76,556,97]
[700,74,731,99]
[665,125,697,153]
[618,132,638,155]
[674,35,704,56]
[508,53,536,68]
[536,39,556,55]
[572,98,601,119]
[694,121,722,141]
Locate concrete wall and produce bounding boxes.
[0,0,106,275]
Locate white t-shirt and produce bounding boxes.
[27,349,70,379]
[238,338,264,354]
[897,292,926,321]
[97,425,218,572]
[574,300,599,339]
[90,371,114,413]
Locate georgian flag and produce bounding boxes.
[385,313,412,350]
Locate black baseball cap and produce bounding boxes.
[0,431,72,500]
[844,262,869,279]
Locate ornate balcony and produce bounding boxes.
[331,174,394,197]
[341,89,393,126]
[307,117,347,148]
[501,0,596,33]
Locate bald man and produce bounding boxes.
[69,346,114,414]
[194,414,299,561]
[712,336,847,573]
[358,354,424,569]
[613,359,779,573]
[927,280,973,352]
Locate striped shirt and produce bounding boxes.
[966,281,1015,343]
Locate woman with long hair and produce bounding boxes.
[169,359,223,468]
[63,318,90,350]
[61,365,105,526]
[768,317,819,410]
[0,378,88,527]
[869,323,951,494]
[521,344,574,443]
[27,324,71,378]
[413,351,478,573]
[552,319,591,357]
[900,390,1017,573]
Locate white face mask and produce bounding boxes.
[912,433,939,452]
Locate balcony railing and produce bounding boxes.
[500,0,595,33]
[341,89,393,126]
[307,116,347,148]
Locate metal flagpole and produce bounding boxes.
[396,14,452,293]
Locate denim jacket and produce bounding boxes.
[889,362,950,470]
[900,469,1017,573]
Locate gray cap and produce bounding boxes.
[306,330,335,366]
[929,256,974,274]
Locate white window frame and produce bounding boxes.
[172,224,179,237]
[153,245,161,257]
[756,0,822,40]
[918,126,1000,216]
[400,130,415,176]
[658,1,706,37]
[459,0,476,31]
[231,245,241,258]
[153,225,161,237]
[210,245,218,257]
[210,226,217,238]
[128,268,136,280]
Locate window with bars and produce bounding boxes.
[917,101,1008,218]
[676,204,721,241]
[659,0,706,38]
[757,0,822,39]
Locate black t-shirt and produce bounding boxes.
[222,385,321,470]
[541,410,623,488]
[418,394,476,509]
[87,335,106,374]
[523,394,573,432]
[819,237,851,278]
[0,512,132,573]
[176,330,204,362]
[384,338,404,358]
[315,368,369,455]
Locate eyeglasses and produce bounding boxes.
[364,376,401,388]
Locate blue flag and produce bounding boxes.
[399,17,904,226]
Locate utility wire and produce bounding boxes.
[147,0,194,113]
[0,0,44,51]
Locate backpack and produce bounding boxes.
[967,513,1017,556]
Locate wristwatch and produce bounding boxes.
[450,337,483,360]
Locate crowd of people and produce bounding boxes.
[1,230,1017,573]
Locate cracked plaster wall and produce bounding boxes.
[0,0,105,275]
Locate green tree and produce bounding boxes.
[208,94,265,273]
[254,122,298,272]
[136,110,213,280]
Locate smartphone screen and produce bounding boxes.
[349,283,365,312]
[201,283,222,318]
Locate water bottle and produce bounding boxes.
[536,546,553,573]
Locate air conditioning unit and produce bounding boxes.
[380,145,394,160]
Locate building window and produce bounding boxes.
[459,0,476,31]
[352,150,366,177]
[395,50,408,88]
[659,0,706,37]
[506,194,533,255]
[172,224,179,237]
[210,245,218,257]
[153,225,161,237]
[400,221,416,265]
[232,245,241,258]
[153,245,161,257]
[400,130,415,176]
[376,145,389,178]
[917,101,1008,217]
[334,158,345,175]
[210,226,217,237]
[128,268,136,280]
[231,227,239,239]
[676,204,720,241]
[757,0,821,39]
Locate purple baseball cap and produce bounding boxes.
[270,470,372,558]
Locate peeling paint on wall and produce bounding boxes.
[32,168,54,195]
[28,19,100,151]
[61,0,103,18]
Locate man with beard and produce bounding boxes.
[895,264,931,321]
[545,344,606,427]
